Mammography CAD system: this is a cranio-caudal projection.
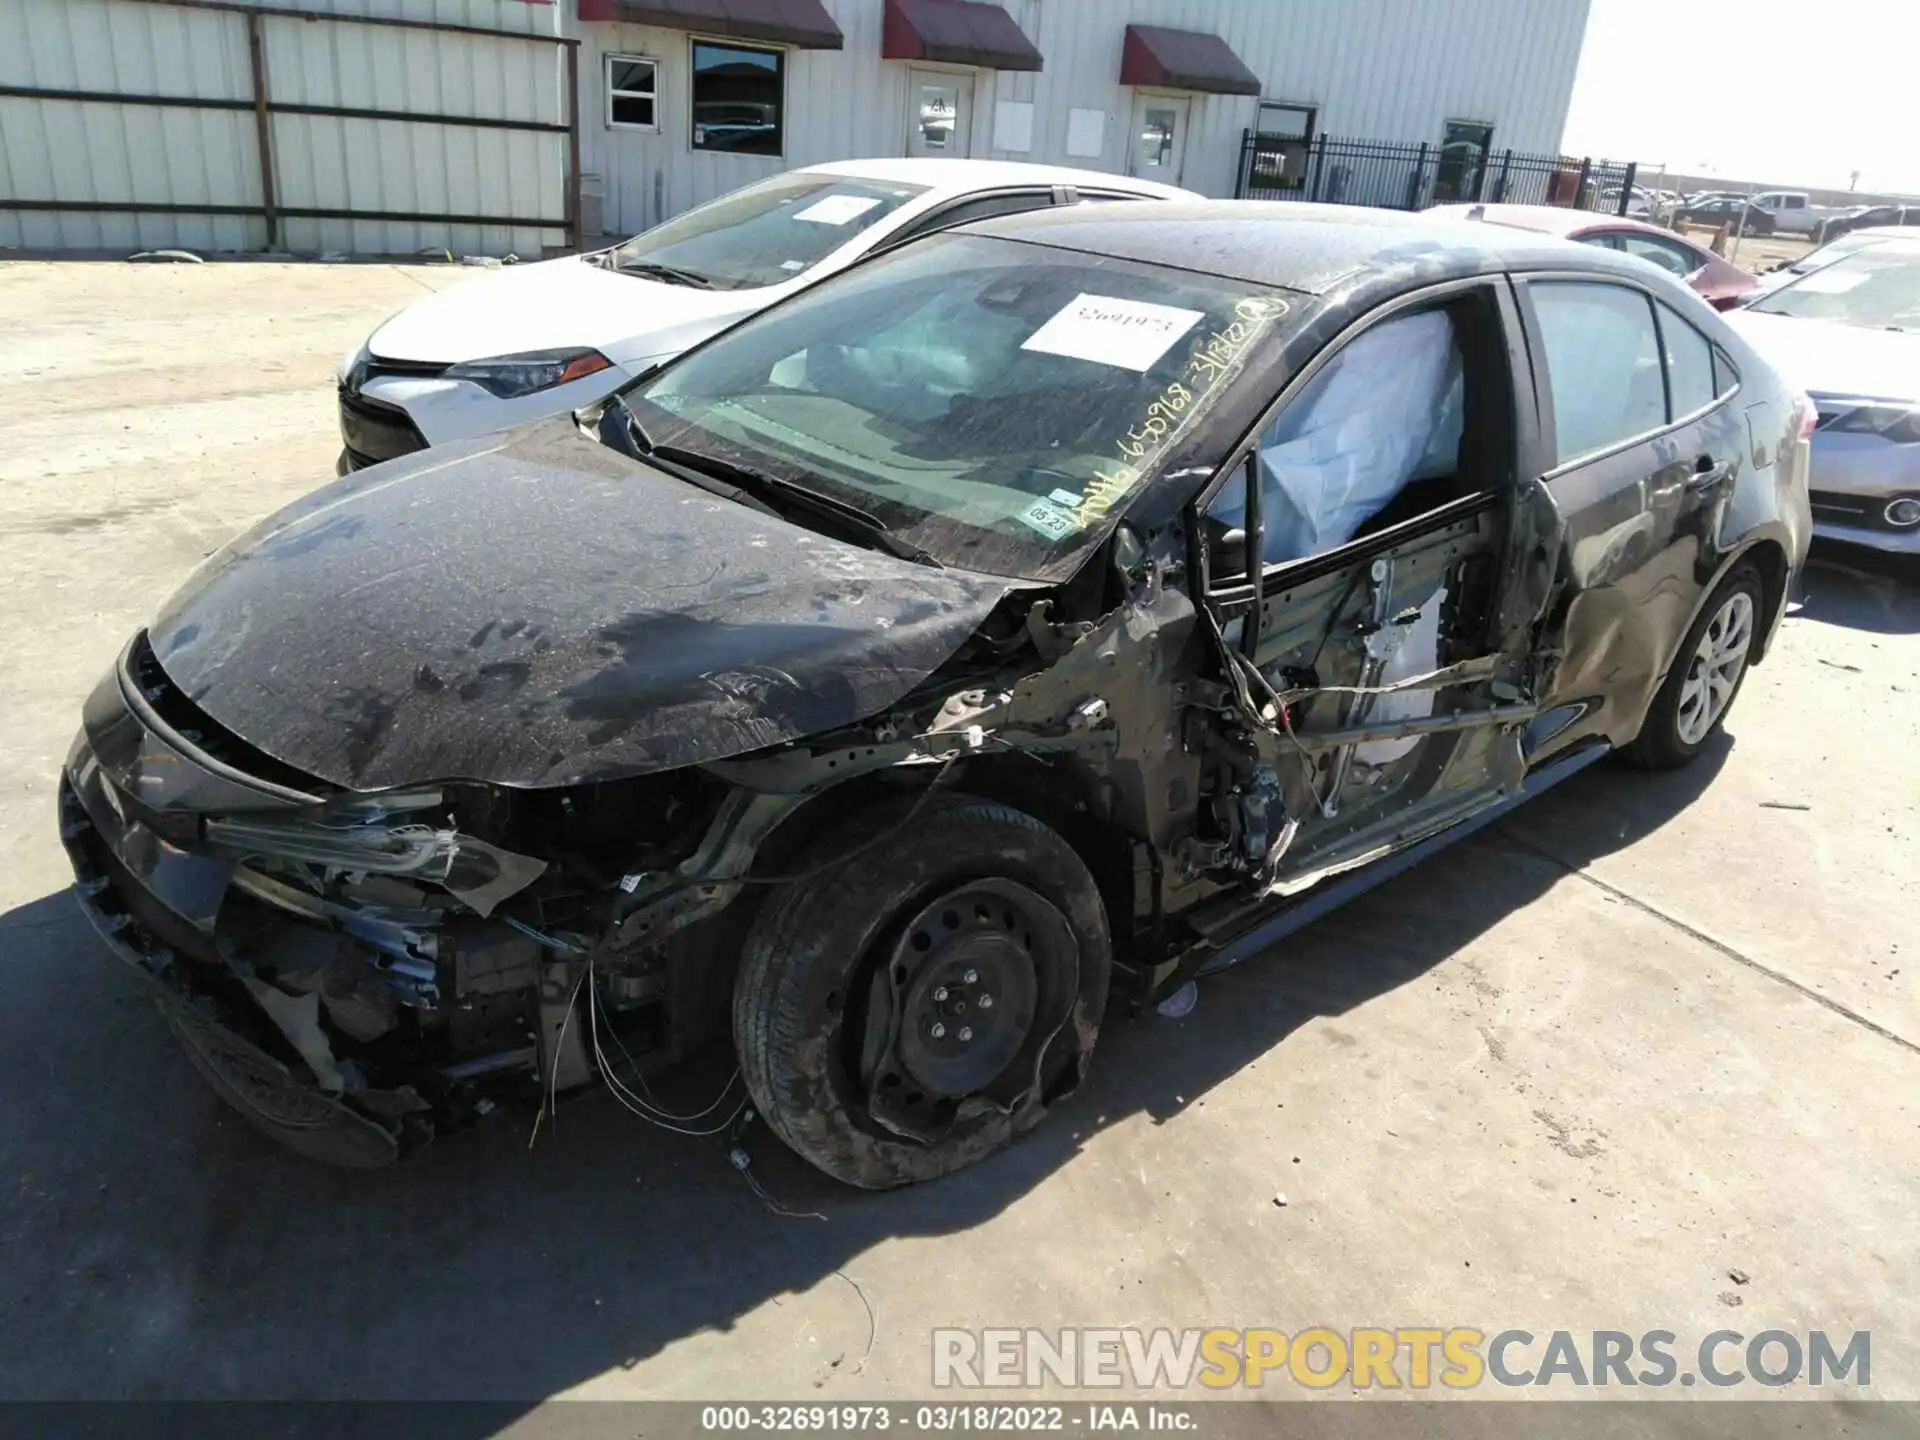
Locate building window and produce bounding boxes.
[1253,101,1316,191]
[606,55,659,131]
[1256,102,1315,140]
[690,39,784,157]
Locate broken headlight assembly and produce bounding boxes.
[442,347,613,399]
[202,791,548,919]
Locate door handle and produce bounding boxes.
[1687,455,1733,490]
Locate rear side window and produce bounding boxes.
[1655,301,1716,417]
[1532,282,1666,465]
[1620,233,1701,278]
[1712,346,1740,398]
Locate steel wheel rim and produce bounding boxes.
[891,882,1047,1099]
[1675,590,1754,746]
[852,876,1079,1144]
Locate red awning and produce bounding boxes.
[882,0,1042,71]
[1119,24,1261,96]
[577,0,843,49]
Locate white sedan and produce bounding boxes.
[1725,233,1920,554]
[336,158,1196,472]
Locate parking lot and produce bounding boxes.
[1,259,1917,1415]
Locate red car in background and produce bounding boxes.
[1427,202,1760,310]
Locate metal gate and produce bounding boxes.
[1237,132,1639,216]
[0,0,583,257]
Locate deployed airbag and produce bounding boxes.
[1215,310,1462,563]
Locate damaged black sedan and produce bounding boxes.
[61,204,1811,1186]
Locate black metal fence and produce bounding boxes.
[1237,132,1638,216]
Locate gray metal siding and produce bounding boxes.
[575,0,1592,236]
[2,0,1593,253]
[0,0,566,257]
[0,0,258,252]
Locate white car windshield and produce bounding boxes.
[1751,245,1920,332]
[608,173,930,290]
[625,234,1290,580]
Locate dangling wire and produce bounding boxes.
[1230,646,1332,817]
[526,964,586,1150]
[586,962,747,1136]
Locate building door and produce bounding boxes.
[908,71,972,158]
[1127,93,1189,184]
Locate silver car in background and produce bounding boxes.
[1727,235,1920,553]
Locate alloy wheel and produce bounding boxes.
[1675,590,1754,746]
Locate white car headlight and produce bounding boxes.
[443,348,613,399]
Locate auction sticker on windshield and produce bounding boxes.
[1021,294,1206,372]
[1016,498,1079,541]
[792,194,885,226]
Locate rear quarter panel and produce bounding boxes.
[1526,274,1809,758]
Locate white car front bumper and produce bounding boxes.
[337,362,647,472]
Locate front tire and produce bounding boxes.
[733,794,1111,1189]
[1622,562,1763,771]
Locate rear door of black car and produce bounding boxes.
[1188,277,1552,897]
[1508,275,1748,760]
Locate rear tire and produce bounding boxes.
[1621,562,1763,771]
[733,794,1111,1189]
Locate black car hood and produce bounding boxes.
[149,421,1016,791]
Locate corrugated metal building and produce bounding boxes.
[0,0,1594,256]
[576,0,1593,236]
[0,0,570,257]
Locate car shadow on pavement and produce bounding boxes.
[1797,547,1919,635]
[0,741,1729,1408]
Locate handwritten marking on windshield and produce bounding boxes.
[1069,297,1288,531]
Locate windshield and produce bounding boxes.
[608,172,929,290]
[625,234,1289,581]
[1751,245,1920,331]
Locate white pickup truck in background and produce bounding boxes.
[1749,190,1858,235]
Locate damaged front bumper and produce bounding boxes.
[59,770,411,1167]
[57,637,561,1164]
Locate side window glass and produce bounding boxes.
[1531,282,1666,466]
[1711,345,1740,399]
[1208,309,1463,563]
[1621,234,1696,277]
[1655,301,1716,417]
[1577,233,1625,251]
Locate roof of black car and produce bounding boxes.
[959,199,1623,296]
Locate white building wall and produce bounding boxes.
[574,0,1592,236]
[0,0,566,257]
